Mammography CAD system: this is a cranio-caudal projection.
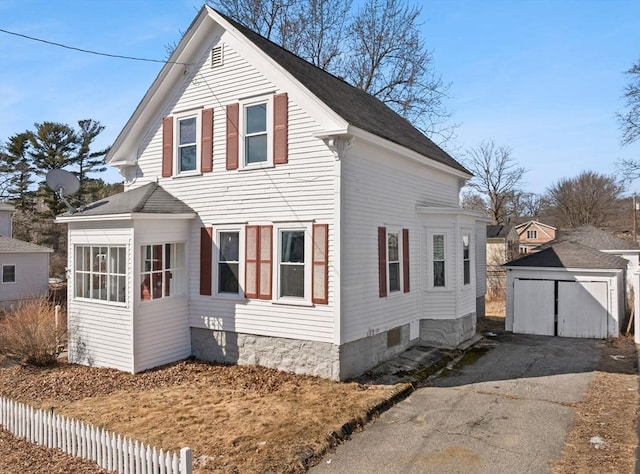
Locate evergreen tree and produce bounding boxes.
[0,133,36,210]
[75,119,108,198]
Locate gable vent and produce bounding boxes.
[211,45,224,68]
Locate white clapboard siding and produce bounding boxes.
[0,396,192,474]
[340,142,461,343]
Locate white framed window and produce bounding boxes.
[75,245,126,303]
[431,233,447,288]
[526,229,537,239]
[387,230,402,294]
[215,228,243,298]
[462,233,471,285]
[140,243,185,301]
[175,112,200,175]
[240,96,273,168]
[2,264,15,283]
[275,223,311,303]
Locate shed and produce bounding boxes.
[505,241,627,338]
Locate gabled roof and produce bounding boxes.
[216,10,469,175]
[505,241,628,270]
[514,220,557,232]
[106,6,470,177]
[60,183,195,218]
[487,224,514,239]
[0,236,53,254]
[551,225,639,251]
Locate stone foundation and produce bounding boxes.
[191,328,340,379]
[420,313,476,348]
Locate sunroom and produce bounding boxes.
[56,183,196,373]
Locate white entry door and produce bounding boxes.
[558,281,608,338]
[513,279,555,335]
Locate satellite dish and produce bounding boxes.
[45,169,80,213]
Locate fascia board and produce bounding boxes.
[56,213,196,223]
[350,126,472,180]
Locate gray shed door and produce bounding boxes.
[558,281,607,338]
[513,279,555,335]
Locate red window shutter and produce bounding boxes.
[245,225,258,298]
[200,227,213,296]
[162,116,173,177]
[201,108,213,173]
[273,92,288,164]
[258,225,273,300]
[226,103,239,170]
[403,228,410,293]
[378,227,387,298]
[312,224,329,304]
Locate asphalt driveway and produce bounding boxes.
[311,332,601,474]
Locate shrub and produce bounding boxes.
[0,298,66,366]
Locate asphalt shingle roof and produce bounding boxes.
[487,224,513,239]
[551,225,639,251]
[217,10,470,175]
[505,241,628,270]
[0,236,53,253]
[67,182,195,217]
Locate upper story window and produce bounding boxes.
[245,102,269,165]
[526,230,537,239]
[2,264,15,283]
[462,234,471,285]
[140,243,185,301]
[75,245,126,303]
[177,116,197,173]
[433,234,446,287]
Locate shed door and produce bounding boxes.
[558,281,607,338]
[513,279,555,335]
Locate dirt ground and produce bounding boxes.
[0,360,395,474]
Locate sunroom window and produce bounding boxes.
[463,234,471,285]
[141,243,185,300]
[433,234,446,287]
[75,246,126,303]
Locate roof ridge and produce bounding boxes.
[132,182,159,213]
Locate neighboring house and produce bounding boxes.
[485,224,519,297]
[505,225,639,339]
[514,220,557,254]
[56,6,488,379]
[0,203,53,310]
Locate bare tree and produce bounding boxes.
[208,0,455,143]
[618,58,640,146]
[463,140,527,225]
[545,171,624,228]
[460,188,487,214]
[504,191,547,219]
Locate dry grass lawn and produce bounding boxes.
[0,360,396,473]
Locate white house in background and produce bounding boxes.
[56,6,488,379]
[0,203,53,310]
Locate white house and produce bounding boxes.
[0,203,53,310]
[57,6,488,379]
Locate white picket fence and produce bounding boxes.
[0,396,192,474]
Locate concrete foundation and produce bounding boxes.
[420,312,477,348]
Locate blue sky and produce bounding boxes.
[1,0,638,195]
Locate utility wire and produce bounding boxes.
[0,28,190,65]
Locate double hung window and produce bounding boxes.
[244,103,268,165]
[177,115,197,173]
[279,229,306,298]
[463,234,471,285]
[433,234,446,287]
[217,231,241,295]
[75,246,126,303]
[387,232,401,293]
